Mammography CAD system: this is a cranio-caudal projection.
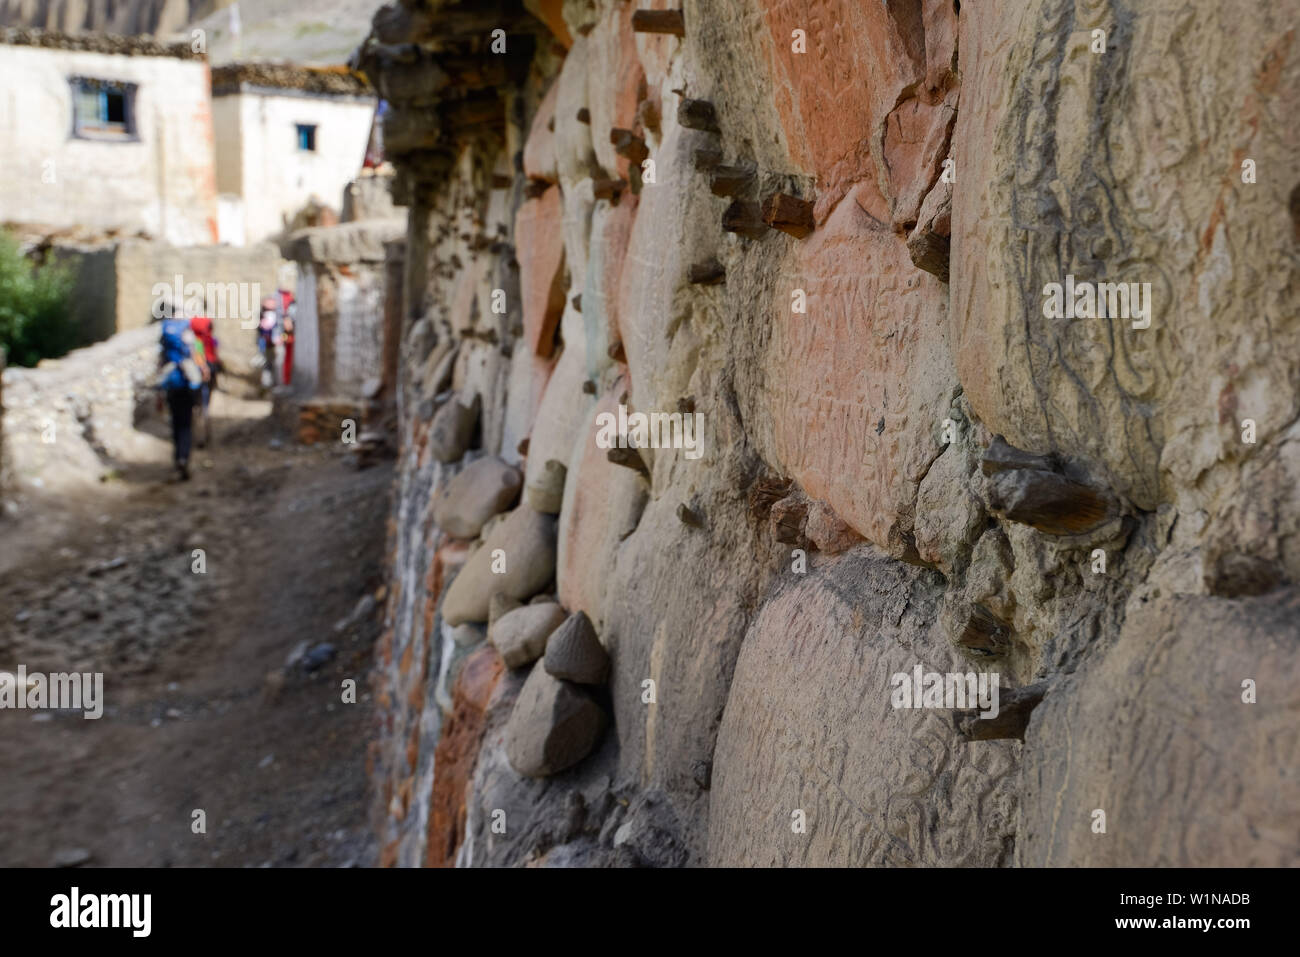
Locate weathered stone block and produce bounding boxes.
[428,392,481,464]
[543,611,609,685]
[504,665,607,778]
[490,601,567,668]
[1019,591,1300,866]
[709,552,1018,866]
[432,456,522,539]
[525,458,567,514]
[441,505,558,625]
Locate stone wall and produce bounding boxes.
[0,326,161,498]
[363,0,1300,867]
[46,237,286,395]
[281,219,406,402]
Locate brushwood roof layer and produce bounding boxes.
[0,27,201,59]
[211,62,372,97]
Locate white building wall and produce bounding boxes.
[216,194,245,246]
[0,45,217,245]
[214,88,375,244]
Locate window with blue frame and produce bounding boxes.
[70,78,137,139]
[296,124,317,152]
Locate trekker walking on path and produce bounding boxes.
[256,297,279,390]
[156,307,207,481]
[189,314,220,448]
[277,287,296,387]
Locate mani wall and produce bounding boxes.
[361,0,1299,868]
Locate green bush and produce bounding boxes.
[0,231,76,367]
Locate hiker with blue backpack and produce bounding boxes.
[155,305,208,481]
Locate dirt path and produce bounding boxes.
[0,390,392,867]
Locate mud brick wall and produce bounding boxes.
[361,0,1300,868]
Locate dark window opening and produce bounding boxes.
[297,124,317,152]
[70,78,136,140]
[104,90,126,125]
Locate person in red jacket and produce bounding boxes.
[189,315,219,448]
[277,288,296,386]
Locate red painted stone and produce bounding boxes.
[524,77,560,183]
[765,193,955,551]
[588,3,647,178]
[757,0,958,224]
[515,185,568,358]
[426,646,505,867]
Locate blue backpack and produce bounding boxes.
[159,318,201,392]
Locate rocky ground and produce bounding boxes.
[0,383,391,868]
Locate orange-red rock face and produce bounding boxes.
[766,194,955,550]
[515,185,567,358]
[426,646,504,867]
[587,2,647,180]
[758,0,957,224]
[523,79,560,183]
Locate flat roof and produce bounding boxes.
[211,63,372,97]
[0,26,203,60]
